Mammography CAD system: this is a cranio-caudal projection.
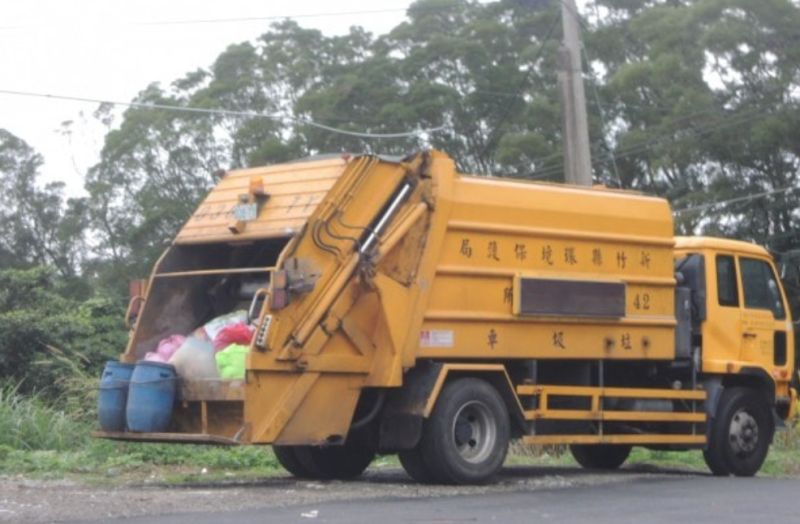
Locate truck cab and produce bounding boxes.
[675,236,796,474]
[675,236,795,408]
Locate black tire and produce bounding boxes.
[398,448,438,483]
[418,378,510,485]
[294,443,376,480]
[570,444,631,470]
[273,445,315,478]
[702,447,729,476]
[704,387,774,477]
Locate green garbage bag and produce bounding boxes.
[215,344,249,379]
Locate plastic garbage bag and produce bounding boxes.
[168,336,219,380]
[143,351,168,363]
[215,344,248,380]
[201,310,248,340]
[156,334,186,361]
[213,322,254,351]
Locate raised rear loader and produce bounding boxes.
[98,150,797,483]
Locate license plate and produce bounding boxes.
[233,202,258,221]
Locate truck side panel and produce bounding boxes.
[415,169,677,362]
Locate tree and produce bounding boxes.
[587,0,800,250]
[0,129,89,283]
[0,267,126,394]
[84,0,800,290]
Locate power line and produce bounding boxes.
[525,102,739,174]
[136,7,411,26]
[519,101,749,178]
[476,12,561,170]
[533,87,788,179]
[0,7,411,30]
[580,39,620,186]
[526,105,768,180]
[0,88,443,140]
[0,3,482,31]
[673,186,800,215]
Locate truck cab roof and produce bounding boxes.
[674,236,771,258]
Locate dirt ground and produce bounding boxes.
[0,465,699,523]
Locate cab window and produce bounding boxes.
[740,257,786,319]
[716,255,739,307]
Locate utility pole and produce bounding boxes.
[558,0,593,186]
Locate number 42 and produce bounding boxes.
[633,293,650,310]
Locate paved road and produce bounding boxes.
[75,472,800,524]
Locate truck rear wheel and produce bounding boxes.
[398,448,437,483]
[273,445,315,478]
[294,443,376,480]
[419,378,510,484]
[570,444,631,470]
[704,387,773,477]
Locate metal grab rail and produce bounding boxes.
[124,295,145,330]
[153,267,276,279]
[518,383,707,446]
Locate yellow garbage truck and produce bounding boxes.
[100,150,797,484]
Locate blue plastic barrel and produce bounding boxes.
[97,361,135,432]
[126,361,177,432]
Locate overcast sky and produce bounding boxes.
[0,0,419,196]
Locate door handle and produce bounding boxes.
[743,331,757,338]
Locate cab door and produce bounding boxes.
[738,256,789,370]
[706,253,744,362]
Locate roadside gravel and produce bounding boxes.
[0,465,699,523]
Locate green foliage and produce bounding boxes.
[75,0,799,289]
[0,383,281,480]
[590,0,800,249]
[0,267,126,395]
[0,384,89,451]
[0,129,89,279]
[83,3,574,294]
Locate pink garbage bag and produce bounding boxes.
[213,322,254,351]
[156,334,186,361]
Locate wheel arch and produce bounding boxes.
[378,361,527,452]
[423,364,527,438]
[722,367,776,405]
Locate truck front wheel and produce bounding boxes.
[703,387,774,477]
[418,377,510,484]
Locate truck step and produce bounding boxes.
[92,430,242,446]
[523,433,706,446]
[523,409,705,423]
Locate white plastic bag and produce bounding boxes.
[200,310,248,340]
[168,336,219,380]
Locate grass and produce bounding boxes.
[509,425,800,476]
[0,384,282,483]
[0,385,88,451]
[3,383,800,484]
[1,438,283,483]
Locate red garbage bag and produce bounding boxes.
[213,322,254,351]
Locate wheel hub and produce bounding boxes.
[451,400,497,464]
[728,409,759,455]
